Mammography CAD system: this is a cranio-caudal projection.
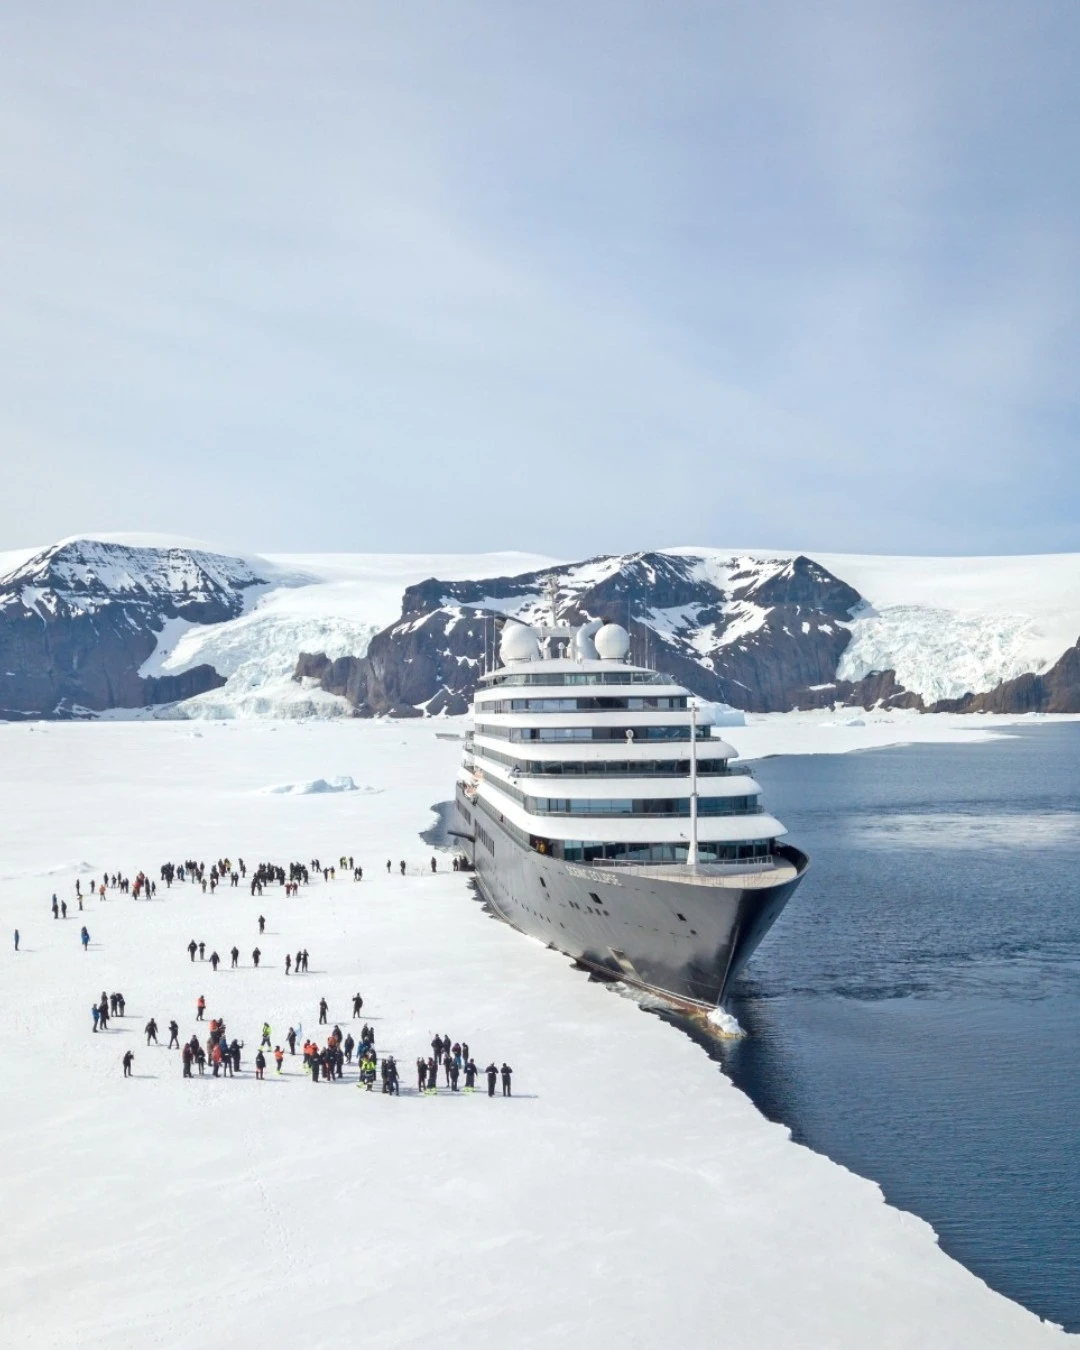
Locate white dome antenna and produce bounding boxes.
[500,622,541,665]
[595,623,630,661]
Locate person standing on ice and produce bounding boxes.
[145,1018,158,1045]
[352,992,363,1018]
[416,1058,427,1091]
[273,1046,284,1074]
[294,948,302,973]
[13,929,19,952]
[167,1020,179,1049]
[51,896,59,920]
[301,949,309,972]
[182,1042,193,1077]
[501,1063,513,1097]
[98,995,109,1030]
[210,951,220,972]
[285,954,292,975]
[91,1004,100,1032]
[464,1059,478,1091]
[61,900,67,918]
[252,947,261,968]
[386,860,391,874]
[196,995,206,1021]
[230,946,239,969]
[122,1050,134,1078]
[254,1050,266,1080]
[286,1027,297,1055]
[260,1022,272,1049]
[318,998,328,1025]
[399,860,406,876]
[80,926,90,952]
[187,940,197,962]
[258,915,265,935]
[486,1063,498,1097]
[198,942,205,960]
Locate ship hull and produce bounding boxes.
[456,786,806,1008]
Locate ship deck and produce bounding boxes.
[585,859,801,889]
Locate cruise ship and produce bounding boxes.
[453,605,808,1011]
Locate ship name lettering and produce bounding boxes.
[565,865,622,886]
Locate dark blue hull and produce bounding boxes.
[456,785,806,1007]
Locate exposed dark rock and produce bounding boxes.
[0,539,264,717]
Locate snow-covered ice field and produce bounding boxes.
[0,716,1074,1349]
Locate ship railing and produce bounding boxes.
[582,855,776,872]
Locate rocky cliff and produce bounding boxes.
[0,539,266,717]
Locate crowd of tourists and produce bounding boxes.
[50,848,518,1101]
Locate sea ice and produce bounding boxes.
[0,717,1072,1350]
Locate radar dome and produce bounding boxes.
[500,622,540,664]
[594,622,630,660]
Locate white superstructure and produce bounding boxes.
[460,618,785,870]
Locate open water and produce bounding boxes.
[719,723,1080,1332]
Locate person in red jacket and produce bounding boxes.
[196,995,206,1021]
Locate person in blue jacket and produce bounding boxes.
[80,926,90,951]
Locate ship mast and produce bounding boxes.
[687,700,699,867]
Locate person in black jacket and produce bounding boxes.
[464,1059,478,1091]
[145,1018,158,1045]
[501,1063,513,1097]
[486,1063,498,1097]
[122,1050,134,1077]
[167,1020,179,1049]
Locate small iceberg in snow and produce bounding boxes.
[262,775,381,796]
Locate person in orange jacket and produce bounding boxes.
[196,995,206,1022]
[274,1046,284,1074]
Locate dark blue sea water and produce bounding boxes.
[719,723,1080,1332]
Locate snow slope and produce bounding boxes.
[0,716,1072,1350]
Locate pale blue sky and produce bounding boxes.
[1,2,1078,556]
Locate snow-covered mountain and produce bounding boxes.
[2,536,1079,719]
[0,537,269,717]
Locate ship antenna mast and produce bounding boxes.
[544,574,559,628]
[687,699,699,868]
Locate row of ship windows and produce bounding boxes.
[475,696,687,714]
[487,777,761,817]
[557,840,772,863]
[469,743,747,778]
[474,796,771,864]
[485,671,669,687]
[475,722,709,744]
